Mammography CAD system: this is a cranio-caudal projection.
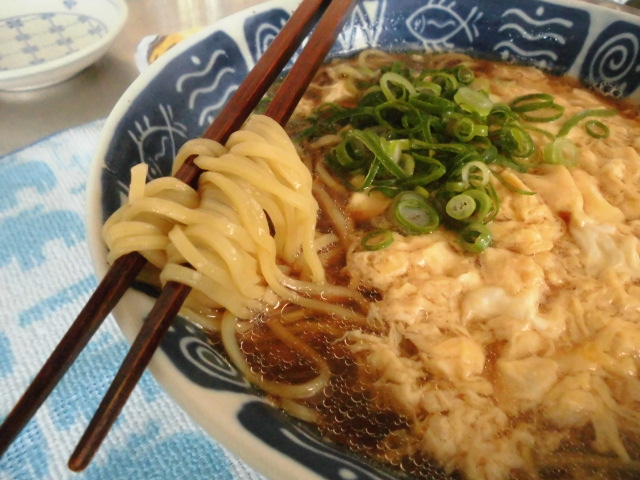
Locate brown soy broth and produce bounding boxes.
[235,303,640,479]
[234,304,454,479]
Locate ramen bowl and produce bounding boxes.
[87,0,640,478]
[0,0,128,91]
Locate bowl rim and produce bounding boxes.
[0,0,129,83]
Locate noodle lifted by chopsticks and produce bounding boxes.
[103,114,362,322]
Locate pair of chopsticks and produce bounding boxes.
[0,0,357,470]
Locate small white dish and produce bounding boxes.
[0,0,128,91]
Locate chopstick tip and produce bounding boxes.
[67,449,91,472]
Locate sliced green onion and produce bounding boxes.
[380,72,417,102]
[478,143,498,163]
[543,137,578,166]
[464,188,495,223]
[305,59,610,254]
[414,185,430,198]
[445,149,481,175]
[412,141,472,156]
[443,181,468,194]
[414,113,437,143]
[490,154,529,173]
[431,72,458,97]
[389,191,440,234]
[453,65,475,85]
[400,109,426,133]
[510,93,555,113]
[484,183,501,223]
[461,160,492,188]
[523,124,555,140]
[458,223,493,252]
[446,193,476,220]
[454,86,494,117]
[449,116,489,142]
[334,137,368,168]
[409,93,457,115]
[416,80,443,96]
[585,119,610,139]
[359,159,381,191]
[359,88,386,108]
[380,138,407,164]
[361,229,394,250]
[398,153,415,176]
[388,138,411,153]
[557,108,616,137]
[497,124,535,158]
[374,101,423,133]
[401,154,446,186]
[346,129,408,179]
[509,93,564,122]
[520,102,564,122]
[488,103,518,126]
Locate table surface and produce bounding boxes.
[0,0,267,157]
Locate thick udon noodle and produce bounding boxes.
[102,51,640,480]
[103,114,366,400]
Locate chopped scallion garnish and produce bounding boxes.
[304,56,617,252]
[557,108,616,137]
[543,137,577,166]
[584,119,610,139]
[458,223,493,253]
[389,191,440,235]
[361,229,394,250]
[446,193,476,220]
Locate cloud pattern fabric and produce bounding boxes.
[0,120,265,480]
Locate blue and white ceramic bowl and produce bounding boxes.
[0,0,128,91]
[87,0,640,478]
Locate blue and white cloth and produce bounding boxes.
[0,120,265,480]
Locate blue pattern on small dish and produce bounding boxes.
[0,0,127,91]
[0,14,108,71]
[88,0,640,478]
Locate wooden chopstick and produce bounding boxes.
[0,0,330,460]
[67,0,358,471]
